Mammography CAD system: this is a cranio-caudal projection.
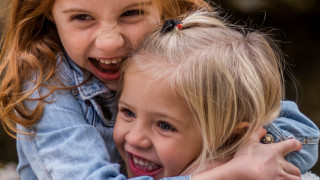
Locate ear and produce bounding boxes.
[233,122,249,135]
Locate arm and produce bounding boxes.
[17,87,127,179]
[190,101,315,180]
[264,101,320,173]
[166,101,318,180]
[191,128,302,180]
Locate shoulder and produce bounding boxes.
[266,100,320,142]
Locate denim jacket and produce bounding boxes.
[16,53,319,179]
[264,101,319,173]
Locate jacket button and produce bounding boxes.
[261,134,275,144]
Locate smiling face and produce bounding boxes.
[114,66,202,179]
[51,0,161,90]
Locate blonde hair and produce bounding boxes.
[0,0,210,137]
[121,10,284,174]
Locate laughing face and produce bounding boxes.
[51,0,161,90]
[114,66,202,179]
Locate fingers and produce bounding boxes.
[275,138,302,156]
[249,127,267,143]
[281,160,301,177]
[284,174,302,180]
[256,127,267,138]
[272,139,302,179]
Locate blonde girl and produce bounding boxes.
[0,0,311,179]
[115,10,319,180]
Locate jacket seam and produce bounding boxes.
[28,134,53,180]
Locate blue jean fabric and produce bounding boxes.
[264,101,319,173]
[16,53,319,179]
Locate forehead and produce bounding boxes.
[51,0,162,23]
[52,0,157,7]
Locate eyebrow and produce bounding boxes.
[62,9,88,13]
[118,100,130,107]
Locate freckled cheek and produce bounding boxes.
[63,45,83,65]
[74,45,82,52]
[64,31,87,48]
[70,39,84,51]
[60,37,83,55]
[127,31,145,48]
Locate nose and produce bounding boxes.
[95,25,125,52]
[125,121,152,149]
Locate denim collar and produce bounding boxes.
[63,52,112,101]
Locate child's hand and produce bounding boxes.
[231,127,302,180]
[192,127,302,180]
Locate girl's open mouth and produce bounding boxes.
[90,58,122,72]
[89,57,123,81]
[128,153,163,177]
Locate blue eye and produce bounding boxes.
[72,14,93,21]
[126,110,136,118]
[121,108,136,118]
[158,122,175,131]
[121,9,144,17]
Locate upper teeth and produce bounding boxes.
[96,58,122,65]
[132,155,160,171]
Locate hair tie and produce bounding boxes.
[161,19,183,34]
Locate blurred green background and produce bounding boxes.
[1,0,319,176]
